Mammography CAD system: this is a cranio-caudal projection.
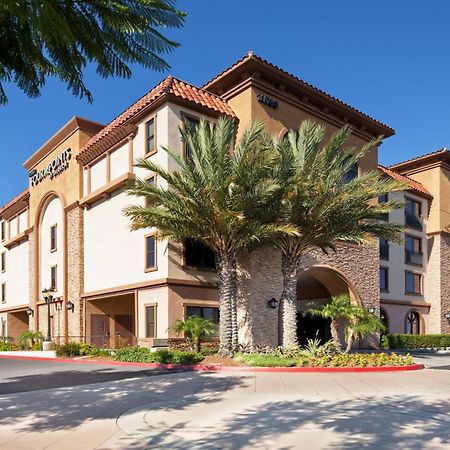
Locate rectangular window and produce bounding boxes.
[145,117,156,156]
[145,235,157,271]
[405,235,423,266]
[144,175,156,207]
[405,271,422,294]
[50,224,57,252]
[405,198,422,230]
[1,252,5,272]
[145,305,156,338]
[183,115,200,160]
[380,267,388,291]
[50,265,57,291]
[1,222,4,241]
[378,194,389,221]
[186,306,219,325]
[184,239,215,269]
[1,283,5,303]
[380,238,389,260]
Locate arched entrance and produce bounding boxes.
[296,266,360,346]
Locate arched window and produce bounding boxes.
[380,308,389,333]
[405,311,420,334]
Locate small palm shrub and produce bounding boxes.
[171,316,216,352]
[18,331,43,350]
[300,338,341,358]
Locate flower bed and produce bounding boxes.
[233,352,414,368]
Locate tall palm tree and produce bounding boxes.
[125,118,290,355]
[274,120,406,348]
[307,294,357,349]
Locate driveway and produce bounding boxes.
[0,357,449,449]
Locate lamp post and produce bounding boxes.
[42,288,54,350]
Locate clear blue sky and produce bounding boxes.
[1,0,449,205]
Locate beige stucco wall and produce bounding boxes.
[381,303,429,334]
[227,83,379,174]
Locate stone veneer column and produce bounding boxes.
[237,242,379,349]
[427,233,450,334]
[66,205,84,341]
[28,230,36,331]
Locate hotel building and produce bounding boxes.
[0,53,449,348]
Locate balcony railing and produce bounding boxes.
[405,213,423,231]
[405,251,423,266]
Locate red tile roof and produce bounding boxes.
[203,52,394,136]
[388,148,450,171]
[379,165,432,199]
[0,189,30,218]
[77,76,235,165]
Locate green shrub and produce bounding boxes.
[384,334,450,349]
[234,353,297,367]
[55,342,108,357]
[0,342,17,351]
[113,347,204,365]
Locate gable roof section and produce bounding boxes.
[0,189,30,220]
[23,116,104,171]
[203,52,394,137]
[379,165,432,200]
[77,76,235,166]
[389,148,450,172]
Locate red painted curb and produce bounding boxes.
[0,354,424,372]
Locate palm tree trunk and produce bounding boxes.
[330,319,341,349]
[280,254,299,348]
[345,328,353,353]
[216,254,238,356]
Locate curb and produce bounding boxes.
[0,354,424,373]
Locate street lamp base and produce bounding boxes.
[42,340,53,351]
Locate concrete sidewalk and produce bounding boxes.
[0,361,450,449]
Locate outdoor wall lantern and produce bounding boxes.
[26,307,34,317]
[66,301,75,312]
[367,307,376,314]
[444,312,450,320]
[268,297,279,309]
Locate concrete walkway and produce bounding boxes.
[0,358,450,449]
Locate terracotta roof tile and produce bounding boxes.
[378,165,432,199]
[0,189,30,217]
[77,76,235,165]
[203,52,394,135]
[388,148,450,170]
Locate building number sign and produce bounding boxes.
[257,93,278,109]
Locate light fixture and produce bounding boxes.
[66,301,74,312]
[268,297,279,309]
[26,307,34,317]
[444,312,450,320]
[367,307,376,314]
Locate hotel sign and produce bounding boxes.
[29,148,72,186]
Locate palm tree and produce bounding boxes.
[125,118,290,355]
[0,0,185,104]
[274,120,406,348]
[172,316,216,353]
[306,294,357,349]
[345,309,385,353]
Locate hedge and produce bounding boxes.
[113,347,205,365]
[382,334,450,349]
